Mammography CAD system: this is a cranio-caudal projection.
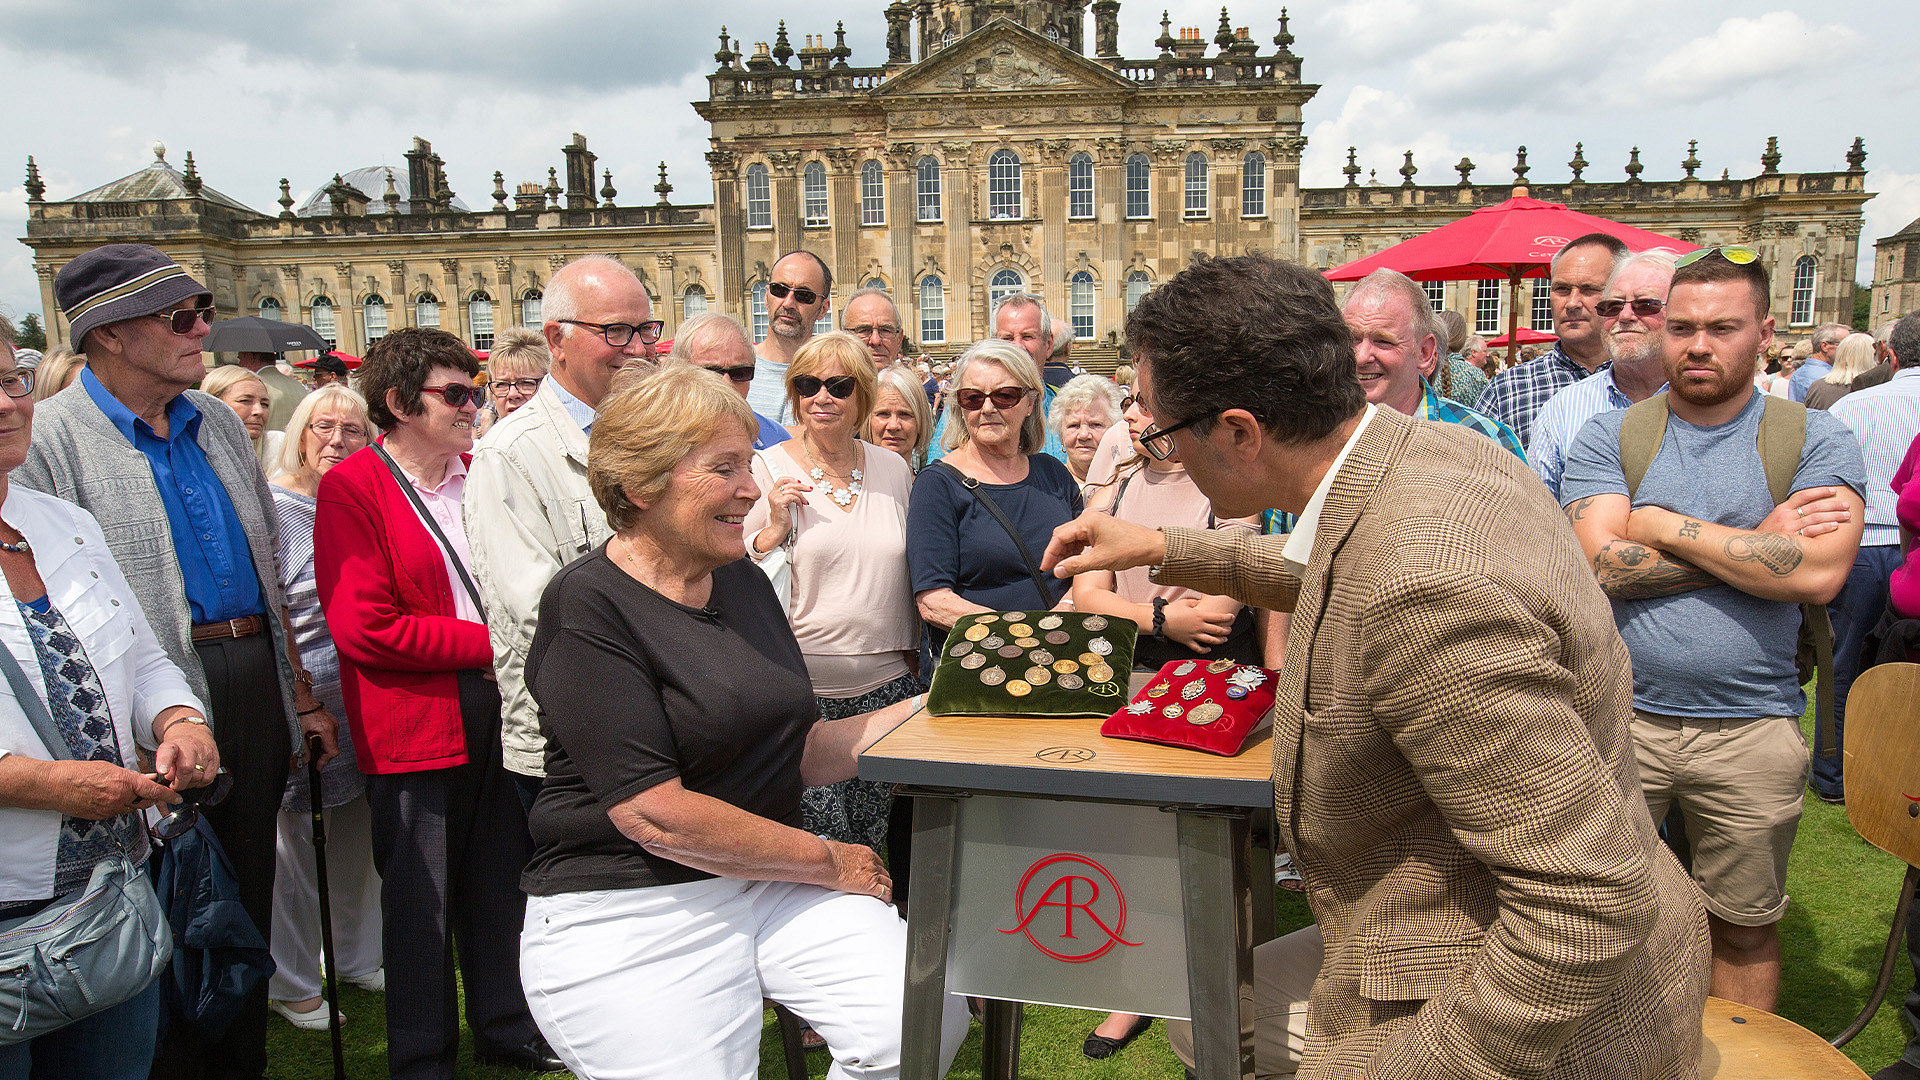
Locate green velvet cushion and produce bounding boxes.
[926,610,1139,718]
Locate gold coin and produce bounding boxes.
[976,614,1000,625]
[1024,666,1052,686]
[1188,701,1225,726]
[1208,658,1237,673]
[1015,637,1040,649]
[1052,658,1079,674]
[980,667,1006,686]
[960,653,987,670]
[965,624,989,642]
[1006,679,1032,697]
[1088,664,1115,684]
[1007,623,1034,638]
[1079,653,1102,666]
[1146,680,1168,697]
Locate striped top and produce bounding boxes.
[270,484,365,810]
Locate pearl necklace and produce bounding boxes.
[803,440,864,508]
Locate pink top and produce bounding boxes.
[1891,433,1920,618]
[1086,460,1256,604]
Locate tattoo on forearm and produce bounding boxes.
[1726,532,1803,576]
[1596,542,1719,599]
[1613,544,1651,567]
[1678,518,1702,540]
[1569,497,1595,522]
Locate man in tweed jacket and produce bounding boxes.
[1044,254,1711,1079]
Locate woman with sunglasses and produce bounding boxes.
[906,339,1083,680]
[0,340,221,1078]
[314,328,558,1078]
[745,334,918,869]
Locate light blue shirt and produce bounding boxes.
[1527,367,1666,498]
[547,375,597,436]
[1828,366,1920,546]
[1788,358,1832,403]
[753,411,790,450]
[747,358,791,424]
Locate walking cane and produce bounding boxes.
[308,734,347,1080]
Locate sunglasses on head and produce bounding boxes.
[1675,245,1760,269]
[954,386,1031,411]
[702,364,757,383]
[420,383,482,408]
[767,281,822,306]
[793,374,856,399]
[1596,298,1667,318]
[148,767,235,841]
[146,306,217,335]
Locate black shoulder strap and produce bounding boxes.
[931,461,1060,607]
[373,444,488,619]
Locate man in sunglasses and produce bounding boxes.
[469,254,654,808]
[1562,247,1865,1012]
[23,242,339,1080]
[1476,232,1630,447]
[1529,250,1677,498]
[1043,253,1711,1078]
[669,311,790,449]
[747,251,832,424]
[841,288,907,369]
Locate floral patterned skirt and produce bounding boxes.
[801,671,923,855]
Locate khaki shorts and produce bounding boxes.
[1633,709,1807,927]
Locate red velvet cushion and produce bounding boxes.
[1099,658,1280,756]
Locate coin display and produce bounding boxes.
[1226,686,1248,699]
[998,645,1024,659]
[1038,615,1064,630]
[1161,703,1185,719]
[1082,615,1108,631]
[1146,682,1169,698]
[950,642,974,658]
[960,653,987,670]
[1057,673,1084,690]
[1173,660,1197,677]
[980,635,1005,650]
[1052,659,1079,674]
[1003,612,1028,623]
[1007,623,1034,638]
[1030,649,1054,666]
[979,667,1006,686]
[1079,653,1102,666]
[1089,637,1113,656]
[1011,638,1036,650]
[1006,680,1031,697]
[1180,680,1206,701]
[976,614,1000,625]
[1188,702,1225,726]
[1024,666,1052,686]
[1045,630,1071,645]
[1086,664,1113,684]
[965,624,989,642]
[1208,658,1237,673]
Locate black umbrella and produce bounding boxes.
[202,317,329,355]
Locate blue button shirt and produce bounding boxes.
[80,368,264,623]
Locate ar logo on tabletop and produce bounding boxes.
[999,853,1142,963]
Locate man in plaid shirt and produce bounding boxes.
[1476,232,1629,446]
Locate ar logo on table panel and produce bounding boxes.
[999,853,1142,962]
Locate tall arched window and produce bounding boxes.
[916,157,942,223]
[1070,272,1095,340]
[468,292,495,350]
[363,295,388,343]
[520,290,543,326]
[1184,153,1209,219]
[1241,152,1267,217]
[1791,256,1817,325]
[414,293,440,330]
[683,284,708,318]
[988,150,1022,220]
[989,269,1025,312]
[861,161,885,226]
[919,276,945,344]
[1068,153,1094,220]
[750,282,769,341]
[1125,154,1151,219]
[258,296,282,321]
[1475,279,1503,335]
[309,297,337,347]
[746,164,772,229]
[803,161,828,227]
[1125,271,1151,314]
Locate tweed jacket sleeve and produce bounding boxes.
[1158,526,1301,613]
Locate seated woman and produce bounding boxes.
[520,363,969,1080]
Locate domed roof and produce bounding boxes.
[70,145,256,214]
[295,166,470,216]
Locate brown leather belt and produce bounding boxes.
[190,615,266,642]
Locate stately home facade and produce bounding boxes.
[20,0,1875,362]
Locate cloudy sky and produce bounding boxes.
[4,0,1915,329]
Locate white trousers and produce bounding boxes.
[521,877,971,1080]
[1166,923,1322,1079]
[267,795,386,1002]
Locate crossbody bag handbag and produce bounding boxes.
[374,444,488,619]
[929,461,1061,608]
[0,641,171,1044]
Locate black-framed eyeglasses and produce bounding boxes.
[148,767,234,841]
[1675,245,1760,270]
[701,364,757,383]
[1138,410,1219,461]
[793,374,857,399]
[557,319,664,347]
[145,306,217,335]
[0,369,34,399]
[1596,298,1667,319]
[1120,393,1137,412]
[767,281,822,306]
[420,383,482,408]
[489,377,543,398]
[954,386,1033,412]
[846,323,902,339]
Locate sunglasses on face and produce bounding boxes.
[557,319,665,347]
[146,306,217,335]
[420,383,481,408]
[1675,245,1760,269]
[793,374,857,399]
[767,281,822,306]
[1596,298,1667,319]
[148,767,234,841]
[489,377,543,398]
[954,386,1032,411]
[702,364,757,383]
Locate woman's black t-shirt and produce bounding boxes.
[520,549,816,896]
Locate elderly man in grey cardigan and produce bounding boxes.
[17,244,337,1080]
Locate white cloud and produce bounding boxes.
[1645,12,1861,104]
[1865,170,1920,252]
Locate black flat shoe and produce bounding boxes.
[1082,1015,1152,1060]
[477,1036,569,1073]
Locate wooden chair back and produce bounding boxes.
[1842,663,1920,868]
[1700,997,1868,1077]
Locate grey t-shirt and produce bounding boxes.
[1560,393,1865,719]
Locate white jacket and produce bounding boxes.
[464,382,610,778]
[0,487,205,902]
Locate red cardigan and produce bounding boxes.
[315,445,491,774]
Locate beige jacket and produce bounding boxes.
[1159,407,1710,1079]
[465,383,610,777]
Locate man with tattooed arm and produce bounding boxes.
[1559,247,1865,1013]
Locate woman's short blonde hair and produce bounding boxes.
[865,362,934,463]
[1823,332,1877,385]
[275,384,370,478]
[201,364,270,404]
[487,326,551,381]
[786,331,877,423]
[942,339,1045,455]
[589,362,756,533]
[33,347,82,402]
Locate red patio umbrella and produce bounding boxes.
[1485,328,1558,347]
[1326,193,1698,365]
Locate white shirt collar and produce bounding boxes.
[1280,404,1378,580]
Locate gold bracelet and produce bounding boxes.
[160,716,209,739]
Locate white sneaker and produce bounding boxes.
[341,968,385,993]
[271,999,345,1031]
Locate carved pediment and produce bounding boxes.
[873,18,1134,100]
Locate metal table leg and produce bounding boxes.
[982,999,1023,1080]
[900,791,962,1080]
[1177,809,1256,1080]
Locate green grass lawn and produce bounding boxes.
[263,706,1915,1078]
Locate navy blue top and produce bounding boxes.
[81,368,264,623]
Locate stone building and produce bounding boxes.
[20,0,1872,360]
[1871,216,1920,327]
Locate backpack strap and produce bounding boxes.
[1618,391,1670,500]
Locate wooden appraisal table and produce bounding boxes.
[861,708,1277,1080]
